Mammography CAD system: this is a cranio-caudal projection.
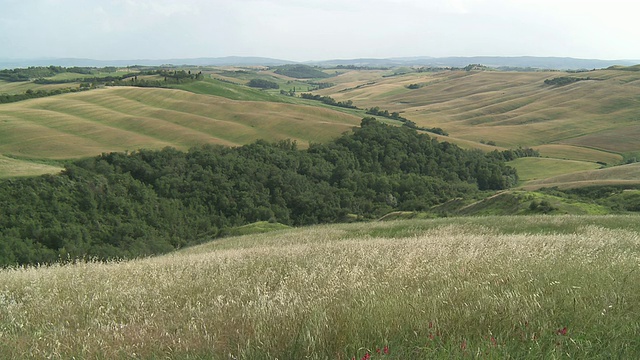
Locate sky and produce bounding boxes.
[1,0,639,61]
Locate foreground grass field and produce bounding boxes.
[1,216,638,359]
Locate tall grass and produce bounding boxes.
[0,216,639,359]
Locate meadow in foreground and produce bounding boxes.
[0,215,638,359]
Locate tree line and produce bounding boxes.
[300,93,356,109]
[1,69,204,104]
[0,87,92,104]
[544,77,591,86]
[0,118,520,267]
[366,106,448,135]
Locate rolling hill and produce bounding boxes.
[2,64,640,186]
[0,87,361,162]
[322,68,638,154]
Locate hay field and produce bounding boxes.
[314,68,640,186]
[322,69,640,158]
[0,87,361,160]
[1,216,639,359]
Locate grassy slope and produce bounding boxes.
[313,68,640,187]
[451,191,611,216]
[1,216,639,358]
[509,157,601,184]
[534,144,622,164]
[0,87,361,160]
[321,69,640,161]
[522,162,640,190]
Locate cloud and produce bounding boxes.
[1,0,639,61]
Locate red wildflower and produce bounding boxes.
[461,340,467,351]
[429,333,435,340]
[361,352,371,360]
[429,321,433,329]
[376,348,381,354]
[383,345,389,354]
[557,327,568,336]
[490,336,497,347]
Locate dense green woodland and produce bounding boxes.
[0,119,518,266]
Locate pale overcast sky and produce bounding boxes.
[1,0,639,61]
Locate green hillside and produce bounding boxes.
[508,157,601,184]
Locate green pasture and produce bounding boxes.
[171,77,286,102]
[509,157,601,184]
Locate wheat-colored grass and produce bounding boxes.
[323,69,640,153]
[1,216,638,359]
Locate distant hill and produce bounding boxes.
[0,56,296,69]
[2,56,637,70]
[309,56,639,70]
